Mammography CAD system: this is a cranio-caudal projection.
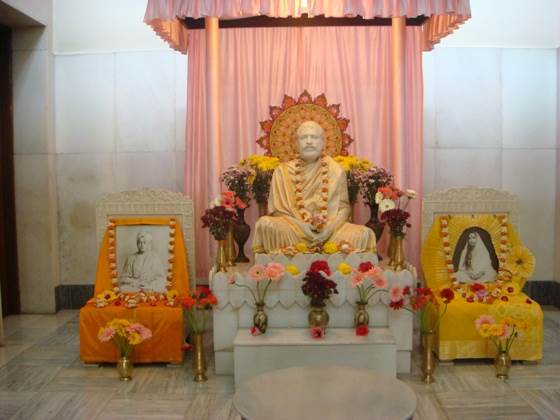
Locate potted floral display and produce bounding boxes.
[301,260,338,330]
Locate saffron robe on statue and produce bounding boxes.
[252,156,376,253]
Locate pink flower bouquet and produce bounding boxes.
[231,262,285,306]
[97,318,152,358]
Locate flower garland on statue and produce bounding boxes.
[94,218,179,309]
[292,154,329,232]
[440,215,509,304]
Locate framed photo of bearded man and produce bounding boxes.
[116,225,171,293]
[452,227,499,284]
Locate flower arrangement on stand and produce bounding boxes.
[230,262,285,335]
[475,315,528,380]
[351,261,387,329]
[334,155,371,221]
[220,166,254,262]
[179,286,218,382]
[357,167,393,239]
[377,186,416,271]
[239,155,280,216]
[97,318,152,381]
[201,191,244,272]
[301,261,338,334]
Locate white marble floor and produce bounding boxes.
[0,307,559,419]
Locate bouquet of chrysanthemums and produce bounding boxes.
[219,165,253,206]
[201,191,245,240]
[97,318,152,357]
[357,167,393,206]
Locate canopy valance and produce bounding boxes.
[144,0,471,53]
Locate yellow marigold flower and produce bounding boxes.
[128,332,141,345]
[505,246,535,279]
[337,262,352,275]
[479,324,491,338]
[323,242,338,254]
[166,289,178,301]
[285,264,300,276]
[502,282,520,296]
[295,242,308,253]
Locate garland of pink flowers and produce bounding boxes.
[292,155,329,231]
[440,215,510,304]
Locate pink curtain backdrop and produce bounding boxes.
[144,0,470,53]
[185,26,424,278]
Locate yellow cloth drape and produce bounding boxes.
[422,214,543,361]
[81,216,189,363]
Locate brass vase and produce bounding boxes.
[258,201,268,217]
[421,330,436,383]
[495,350,512,380]
[388,233,406,271]
[226,223,236,267]
[192,333,208,382]
[308,304,329,328]
[116,356,133,381]
[253,302,268,334]
[354,301,369,327]
[216,239,228,272]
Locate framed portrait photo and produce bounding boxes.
[451,227,499,284]
[116,225,172,293]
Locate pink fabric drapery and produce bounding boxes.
[185,26,424,278]
[144,0,470,53]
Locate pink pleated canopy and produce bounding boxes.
[144,0,471,53]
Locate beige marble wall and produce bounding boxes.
[423,47,558,281]
[11,1,60,313]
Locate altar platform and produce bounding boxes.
[210,252,415,379]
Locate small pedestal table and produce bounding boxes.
[233,366,417,420]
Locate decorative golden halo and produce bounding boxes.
[256,90,354,161]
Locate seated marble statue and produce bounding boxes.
[252,121,376,254]
[454,232,497,283]
[119,231,166,292]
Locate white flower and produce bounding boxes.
[375,191,384,204]
[379,199,396,213]
[209,197,221,208]
[406,189,417,199]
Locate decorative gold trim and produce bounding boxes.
[257,91,353,160]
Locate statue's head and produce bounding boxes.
[136,231,153,253]
[296,120,324,162]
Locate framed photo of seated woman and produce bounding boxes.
[452,227,499,284]
[116,225,171,293]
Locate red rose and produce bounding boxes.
[403,286,411,296]
[181,342,192,351]
[309,260,331,276]
[358,261,374,273]
[501,296,509,302]
[526,298,533,304]
[114,300,122,306]
[250,326,262,336]
[439,288,454,304]
[470,283,485,293]
[389,299,404,310]
[356,324,369,336]
[310,326,325,339]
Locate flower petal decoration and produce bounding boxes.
[505,246,535,279]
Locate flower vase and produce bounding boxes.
[192,333,208,382]
[494,350,511,380]
[253,302,268,334]
[421,330,436,383]
[388,233,406,271]
[354,302,369,327]
[116,356,133,381]
[258,201,268,217]
[365,203,384,241]
[215,239,228,272]
[308,303,329,329]
[226,223,236,267]
[233,208,251,262]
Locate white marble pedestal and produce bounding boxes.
[233,327,396,388]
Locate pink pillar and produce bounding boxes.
[205,16,222,180]
[391,16,406,184]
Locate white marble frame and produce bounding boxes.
[95,188,196,288]
[422,187,520,241]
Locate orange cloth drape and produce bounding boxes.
[81,216,189,363]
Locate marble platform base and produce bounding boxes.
[233,328,397,388]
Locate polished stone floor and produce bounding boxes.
[0,307,559,419]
